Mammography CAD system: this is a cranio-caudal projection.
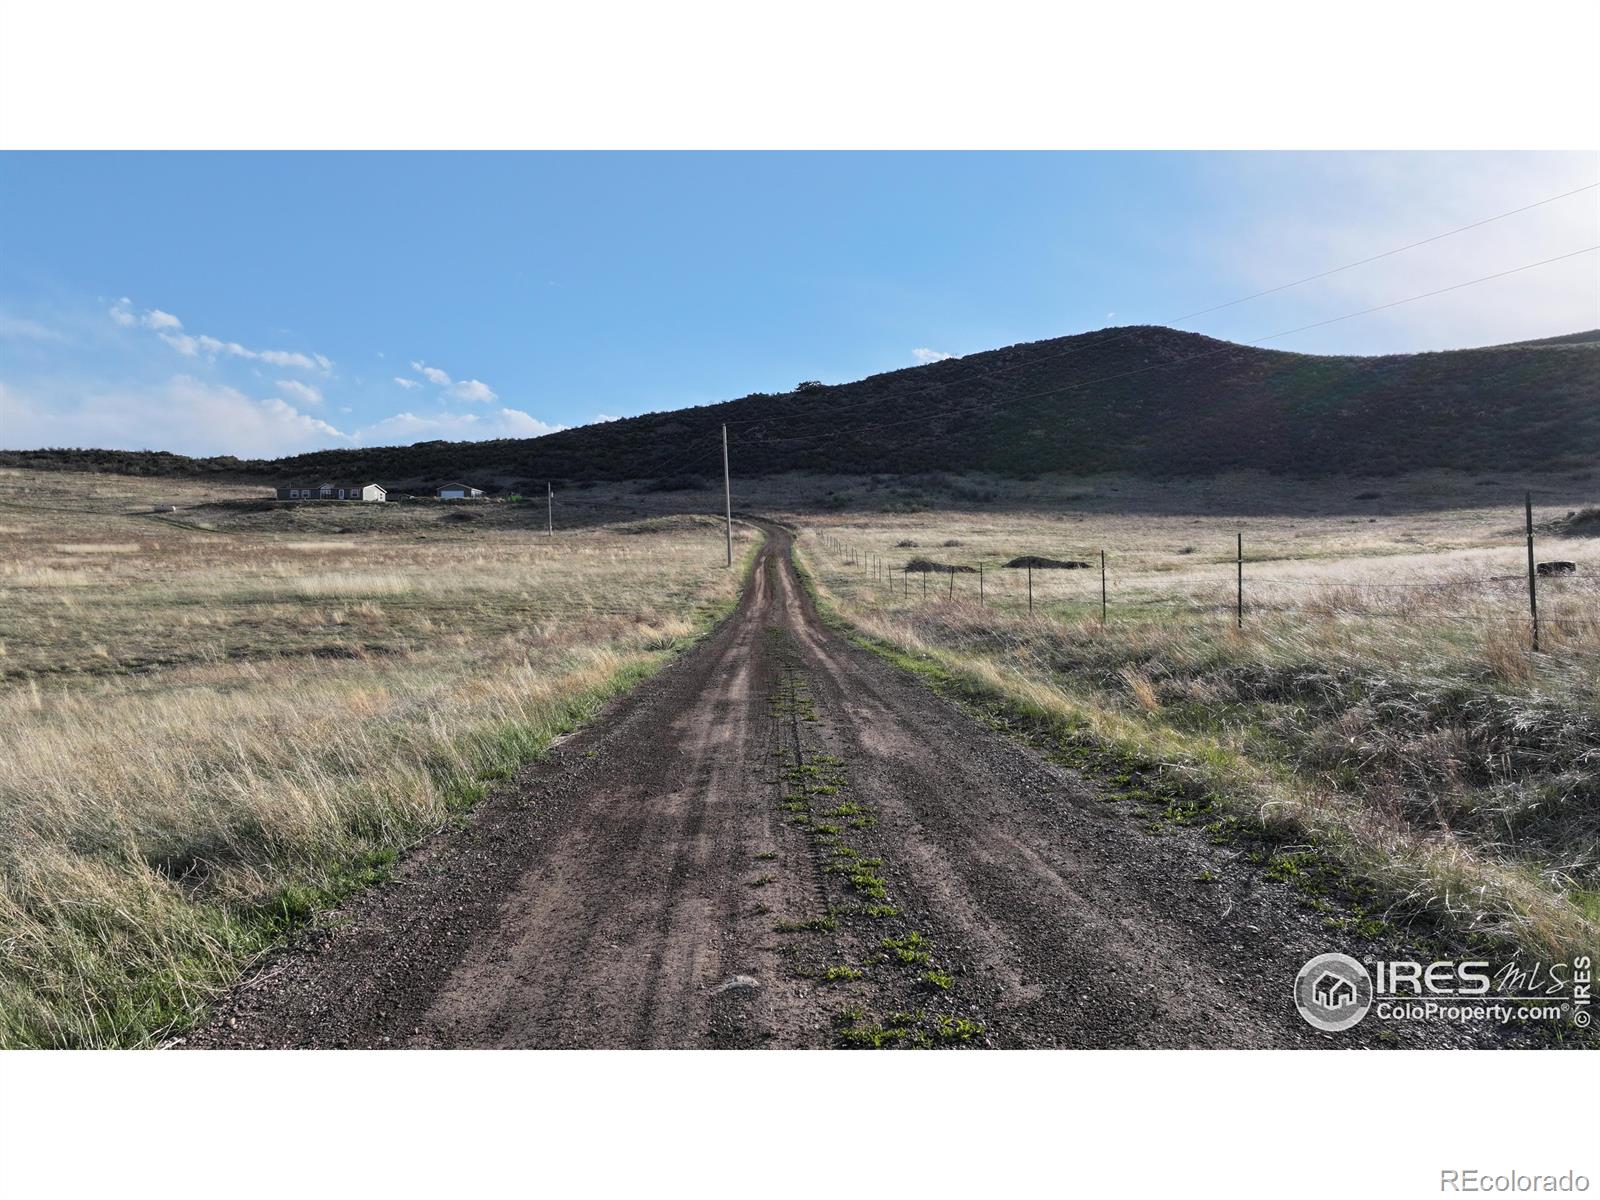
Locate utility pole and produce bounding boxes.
[722,424,733,568]
[1526,491,1540,652]
[547,481,553,537]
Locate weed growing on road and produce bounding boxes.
[765,632,985,1048]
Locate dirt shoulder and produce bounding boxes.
[192,523,1540,1048]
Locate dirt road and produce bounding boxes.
[195,524,1506,1048]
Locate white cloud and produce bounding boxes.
[257,348,320,370]
[277,379,324,405]
[193,333,319,371]
[0,314,62,341]
[0,376,348,457]
[912,347,955,363]
[355,407,564,445]
[112,297,181,331]
[411,360,452,386]
[446,378,497,403]
[111,298,330,373]
[402,359,500,403]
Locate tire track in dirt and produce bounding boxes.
[192,522,1519,1048]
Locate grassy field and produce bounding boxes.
[0,469,751,1048]
[3,464,1594,1045]
[787,476,1600,964]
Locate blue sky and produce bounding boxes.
[1,151,1595,457]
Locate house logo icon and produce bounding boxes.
[1294,953,1373,1032]
[1313,971,1356,1010]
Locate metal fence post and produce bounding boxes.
[1526,492,1540,652]
[1236,532,1243,630]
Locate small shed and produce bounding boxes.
[436,482,485,499]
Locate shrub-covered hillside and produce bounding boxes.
[4,326,1596,486]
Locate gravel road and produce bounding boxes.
[192,524,1527,1048]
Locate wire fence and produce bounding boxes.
[515,489,1597,661]
[809,521,1600,663]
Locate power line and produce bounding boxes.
[1172,182,1600,322]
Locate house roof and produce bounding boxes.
[436,482,480,490]
[280,482,384,489]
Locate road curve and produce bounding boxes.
[194,523,1496,1048]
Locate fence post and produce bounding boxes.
[1236,532,1243,630]
[1100,549,1107,625]
[1526,491,1540,652]
[922,570,927,600]
[1027,563,1033,615]
[903,565,907,598]
[948,566,954,600]
[979,562,985,606]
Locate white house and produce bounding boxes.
[277,483,386,502]
[436,482,485,499]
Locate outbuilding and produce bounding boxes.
[435,482,485,499]
[276,483,386,502]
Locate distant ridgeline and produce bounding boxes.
[6,326,1597,485]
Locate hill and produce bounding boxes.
[4,325,1597,486]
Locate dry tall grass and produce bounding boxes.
[793,497,1599,963]
[0,472,749,1047]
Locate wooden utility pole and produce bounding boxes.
[1235,532,1244,629]
[547,482,553,537]
[1526,491,1539,652]
[721,424,733,568]
[1100,550,1107,625]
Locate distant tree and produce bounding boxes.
[795,380,824,392]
